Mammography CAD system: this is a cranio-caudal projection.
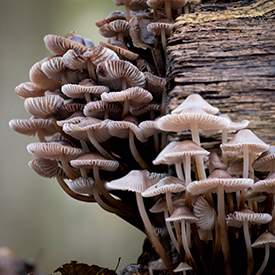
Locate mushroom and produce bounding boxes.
[14,82,45,99]
[106,170,175,274]
[226,209,272,275]
[166,206,199,272]
[251,231,275,275]
[187,169,254,275]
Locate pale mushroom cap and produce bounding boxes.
[187,169,254,194]
[61,83,109,99]
[27,142,86,161]
[9,118,56,137]
[251,231,275,248]
[62,49,88,70]
[99,20,130,38]
[101,87,153,105]
[96,60,146,90]
[106,170,163,193]
[152,141,180,165]
[252,172,275,193]
[166,205,199,223]
[219,114,249,132]
[157,106,230,132]
[193,196,215,231]
[173,262,193,273]
[144,72,166,96]
[139,119,162,138]
[163,140,210,164]
[226,209,272,228]
[141,176,185,197]
[220,129,269,156]
[24,95,64,118]
[171,94,219,115]
[147,20,173,36]
[67,177,95,194]
[70,153,119,171]
[252,145,275,171]
[108,116,147,142]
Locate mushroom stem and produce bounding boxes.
[56,175,95,203]
[243,220,254,275]
[84,93,92,103]
[255,243,270,275]
[210,212,221,272]
[87,129,115,160]
[180,220,197,272]
[87,61,97,82]
[221,129,229,166]
[37,129,46,142]
[163,208,179,252]
[160,28,167,51]
[93,165,134,215]
[166,191,184,260]
[122,99,130,119]
[60,155,81,180]
[240,145,249,209]
[136,192,175,274]
[164,0,172,21]
[217,184,232,275]
[175,163,185,181]
[129,130,151,171]
[184,3,190,14]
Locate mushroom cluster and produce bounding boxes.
[8,1,275,275]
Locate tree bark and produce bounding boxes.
[166,0,275,144]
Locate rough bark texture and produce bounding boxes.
[166,0,275,144]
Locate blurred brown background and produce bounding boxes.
[0,0,145,273]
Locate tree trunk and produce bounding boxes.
[166,0,275,144]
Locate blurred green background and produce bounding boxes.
[1,0,145,273]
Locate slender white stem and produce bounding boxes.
[240,145,249,209]
[164,208,179,252]
[175,163,185,181]
[255,244,270,275]
[243,221,253,275]
[136,193,175,274]
[221,130,228,166]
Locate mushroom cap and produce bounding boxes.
[139,118,162,138]
[171,94,219,115]
[62,117,111,142]
[95,13,126,28]
[61,83,109,99]
[24,95,64,118]
[144,72,166,96]
[141,176,185,197]
[147,20,173,36]
[52,102,86,120]
[70,152,119,171]
[83,101,122,119]
[152,141,180,165]
[162,140,210,164]
[101,87,153,106]
[96,60,146,90]
[43,34,90,55]
[67,177,95,194]
[9,117,56,137]
[27,142,85,161]
[252,172,275,193]
[98,41,139,60]
[219,114,249,133]
[220,129,269,156]
[62,49,88,70]
[106,170,164,193]
[187,169,254,194]
[99,20,130,38]
[15,82,45,99]
[157,106,230,132]
[108,116,147,142]
[226,209,272,227]
[131,103,161,116]
[173,262,193,273]
[193,196,215,231]
[252,145,275,172]
[251,231,275,248]
[165,205,199,223]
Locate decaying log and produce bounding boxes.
[166,0,275,144]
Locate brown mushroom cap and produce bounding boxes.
[15,82,45,99]
[67,177,95,194]
[95,14,126,28]
[147,20,173,36]
[252,145,275,172]
[153,141,180,165]
[252,172,275,193]
[99,20,130,38]
[96,60,146,90]
[251,231,275,248]
[70,152,119,171]
[27,142,85,162]
[24,95,64,118]
[166,205,199,223]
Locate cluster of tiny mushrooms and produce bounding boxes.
[9,0,275,275]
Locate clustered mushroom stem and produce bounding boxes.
[221,129,229,166]
[129,130,151,171]
[84,93,92,103]
[60,155,80,180]
[180,220,197,273]
[122,99,130,119]
[124,3,131,22]
[87,129,116,160]
[164,0,172,21]
[175,163,185,181]
[87,61,97,82]
[161,28,167,52]
[163,208,180,253]
[243,221,254,275]
[240,145,249,209]
[93,165,133,215]
[217,185,232,275]
[255,243,270,275]
[166,192,184,260]
[268,192,275,233]
[37,129,45,142]
[135,192,176,275]
[210,213,221,271]
[56,175,95,203]
[184,4,190,14]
